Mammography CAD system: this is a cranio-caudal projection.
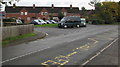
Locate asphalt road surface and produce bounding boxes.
[2,25,118,67]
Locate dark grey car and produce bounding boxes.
[58,16,83,28]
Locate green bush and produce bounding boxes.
[104,19,115,24]
[91,19,105,24]
[3,18,16,22]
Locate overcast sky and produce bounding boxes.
[8,0,120,10]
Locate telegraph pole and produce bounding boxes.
[0,1,20,66]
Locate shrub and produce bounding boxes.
[3,18,16,22]
[91,19,105,24]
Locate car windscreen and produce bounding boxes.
[61,17,81,22]
[81,20,86,23]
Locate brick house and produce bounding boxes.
[5,4,80,23]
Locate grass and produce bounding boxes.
[2,33,36,45]
[34,24,58,27]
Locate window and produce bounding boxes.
[41,12,44,15]
[21,12,24,15]
[44,12,48,15]
[27,17,30,20]
[25,12,28,15]
[64,12,67,16]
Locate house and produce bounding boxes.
[5,4,80,23]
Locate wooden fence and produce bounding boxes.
[2,24,34,40]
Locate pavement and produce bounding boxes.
[3,31,47,48]
[2,25,118,66]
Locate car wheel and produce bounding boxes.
[84,25,86,27]
[58,26,61,28]
[76,25,80,28]
[64,25,67,28]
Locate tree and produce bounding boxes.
[49,14,53,20]
[117,1,120,22]
[58,12,64,20]
[91,2,119,24]
[0,0,20,27]
[81,7,86,17]
[88,0,100,7]
[0,0,20,9]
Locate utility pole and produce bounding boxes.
[0,0,20,26]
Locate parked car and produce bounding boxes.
[29,19,47,25]
[80,18,87,27]
[38,19,47,24]
[45,20,53,24]
[33,19,42,25]
[16,19,22,24]
[29,20,39,25]
[58,16,82,28]
[49,20,57,24]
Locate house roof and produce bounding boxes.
[5,6,80,13]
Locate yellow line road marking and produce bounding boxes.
[88,38,99,44]
[41,38,99,66]
[41,60,61,65]
[96,35,113,40]
[66,52,77,57]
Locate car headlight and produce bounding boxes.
[83,23,86,25]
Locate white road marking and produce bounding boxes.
[82,60,90,65]
[0,32,49,64]
[82,38,118,65]
[1,47,50,64]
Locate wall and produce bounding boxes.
[2,24,34,40]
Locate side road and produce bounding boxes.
[3,31,47,48]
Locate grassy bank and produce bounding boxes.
[34,24,58,27]
[2,33,36,45]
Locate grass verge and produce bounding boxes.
[34,24,58,27]
[2,33,36,46]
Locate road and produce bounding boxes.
[86,39,118,65]
[2,25,118,67]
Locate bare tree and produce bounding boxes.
[0,0,20,27]
[0,0,20,6]
[88,0,100,7]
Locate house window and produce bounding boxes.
[27,17,30,20]
[64,12,67,16]
[44,12,48,15]
[21,12,24,15]
[41,12,44,15]
[25,12,28,15]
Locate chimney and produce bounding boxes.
[70,4,72,9]
[33,4,35,9]
[13,3,16,8]
[51,4,54,9]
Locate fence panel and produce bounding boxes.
[2,24,34,40]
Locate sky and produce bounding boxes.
[1,0,120,10]
[15,0,95,9]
